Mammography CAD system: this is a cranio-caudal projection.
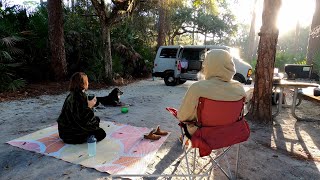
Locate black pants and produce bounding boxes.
[62,128,106,144]
[181,123,192,139]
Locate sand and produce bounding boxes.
[0,78,319,179]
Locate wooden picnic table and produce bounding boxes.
[300,87,320,103]
[272,80,319,120]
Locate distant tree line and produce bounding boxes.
[0,0,238,92]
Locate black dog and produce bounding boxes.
[95,88,123,107]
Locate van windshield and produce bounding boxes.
[159,48,178,58]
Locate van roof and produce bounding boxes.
[159,45,181,49]
[159,45,231,50]
[184,45,230,50]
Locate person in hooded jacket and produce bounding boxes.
[177,49,246,138]
[57,72,106,144]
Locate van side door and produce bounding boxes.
[174,46,184,78]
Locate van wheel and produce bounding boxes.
[164,74,177,86]
[179,80,187,84]
[233,74,245,83]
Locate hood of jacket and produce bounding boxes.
[202,49,236,81]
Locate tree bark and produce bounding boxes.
[157,0,166,50]
[91,0,137,82]
[48,0,67,81]
[306,0,320,68]
[102,24,113,83]
[248,0,281,123]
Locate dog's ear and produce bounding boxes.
[115,88,123,95]
[110,88,117,95]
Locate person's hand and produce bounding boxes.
[88,97,97,109]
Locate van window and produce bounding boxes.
[182,48,205,61]
[159,48,178,58]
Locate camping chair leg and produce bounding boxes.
[235,144,240,180]
[211,147,233,179]
[224,153,233,179]
[214,158,232,179]
[180,126,193,180]
[193,148,196,173]
[214,145,240,180]
[184,147,193,180]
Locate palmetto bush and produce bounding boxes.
[0,7,27,92]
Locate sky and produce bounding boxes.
[6,0,317,36]
[231,0,315,36]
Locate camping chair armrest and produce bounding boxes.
[179,121,202,128]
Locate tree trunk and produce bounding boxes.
[253,35,259,59]
[48,0,67,81]
[306,0,320,67]
[246,0,257,64]
[204,32,207,45]
[91,0,137,83]
[71,0,75,11]
[247,0,281,123]
[102,24,113,83]
[192,12,195,45]
[294,20,300,55]
[157,0,166,50]
[170,35,174,45]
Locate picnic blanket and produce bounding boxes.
[7,121,169,175]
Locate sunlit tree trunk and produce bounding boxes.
[204,32,207,45]
[306,0,320,68]
[294,20,300,55]
[48,0,67,81]
[192,12,195,45]
[246,0,257,64]
[248,0,281,123]
[253,35,259,59]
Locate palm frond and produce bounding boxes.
[6,78,26,92]
[1,36,25,47]
[0,51,13,62]
[9,47,24,55]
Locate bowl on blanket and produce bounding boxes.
[121,106,129,113]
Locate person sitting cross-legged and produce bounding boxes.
[57,72,106,144]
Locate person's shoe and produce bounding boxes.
[144,130,161,140]
[153,125,168,136]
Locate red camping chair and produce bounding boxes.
[166,97,250,180]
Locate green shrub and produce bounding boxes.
[275,52,306,71]
[85,52,105,82]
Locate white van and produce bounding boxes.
[152,45,253,86]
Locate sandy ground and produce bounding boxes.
[0,78,319,180]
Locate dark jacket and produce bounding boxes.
[57,91,100,142]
